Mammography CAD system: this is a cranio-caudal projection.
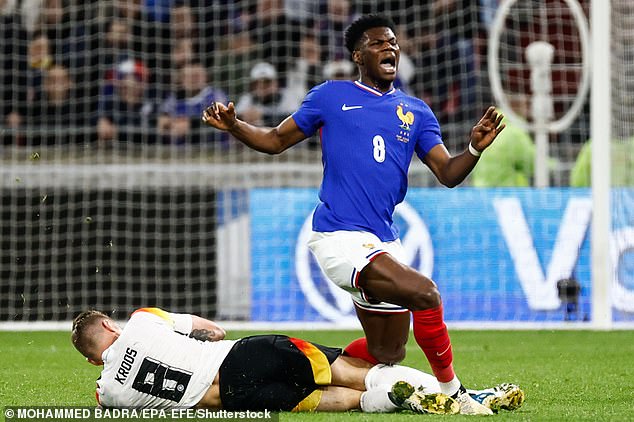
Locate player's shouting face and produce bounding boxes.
[353,27,400,92]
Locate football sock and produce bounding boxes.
[360,385,399,413]
[412,305,457,388]
[343,337,380,365]
[442,377,464,398]
[365,364,441,393]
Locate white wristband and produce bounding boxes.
[468,143,481,157]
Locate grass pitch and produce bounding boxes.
[1,329,633,421]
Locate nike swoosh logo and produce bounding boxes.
[341,104,363,111]
[436,345,451,356]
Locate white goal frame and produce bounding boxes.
[590,0,612,329]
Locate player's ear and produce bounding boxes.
[352,50,362,66]
[102,318,119,334]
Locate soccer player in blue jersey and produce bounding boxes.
[202,14,506,415]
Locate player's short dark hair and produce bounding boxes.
[344,14,397,54]
[71,310,110,359]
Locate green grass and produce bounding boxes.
[1,330,633,421]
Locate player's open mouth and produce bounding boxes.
[379,56,397,73]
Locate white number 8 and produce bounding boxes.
[372,135,386,163]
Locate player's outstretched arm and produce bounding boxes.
[189,315,226,342]
[201,101,307,154]
[423,106,505,187]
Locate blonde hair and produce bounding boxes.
[71,310,109,360]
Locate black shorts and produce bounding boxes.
[218,335,342,411]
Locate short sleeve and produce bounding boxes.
[130,308,192,334]
[170,312,193,335]
[291,82,327,137]
[414,105,443,160]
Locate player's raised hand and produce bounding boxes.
[202,101,238,131]
[469,106,506,153]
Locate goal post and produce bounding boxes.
[590,0,612,328]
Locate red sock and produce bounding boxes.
[412,305,455,383]
[343,337,380,365]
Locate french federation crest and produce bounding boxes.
[396,104,414,130]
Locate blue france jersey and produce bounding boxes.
[292,80,443,241]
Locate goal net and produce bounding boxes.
[606,0,634,322]
[1,1,629,328]
[487,0,591,186]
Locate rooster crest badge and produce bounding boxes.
[396,104,414,130]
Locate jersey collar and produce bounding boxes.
[354,80,396,96]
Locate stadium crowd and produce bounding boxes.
[1,0,591,185]
[0,1,498,147]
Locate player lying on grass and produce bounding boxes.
[72,307,524,414]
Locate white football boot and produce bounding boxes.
[468,383,526,413]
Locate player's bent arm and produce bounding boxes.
[227,115,307,154]
[423,144,480,188]
[424,106,506,187]
[202,101,306,154]
[189,315,226,342]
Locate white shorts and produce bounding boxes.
[307,230,409,313]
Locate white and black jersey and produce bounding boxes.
[96,308,236,409]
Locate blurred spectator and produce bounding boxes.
[404,14,437,106]
[213,30,257,100]
[570,139,634,187]
[171,37,195,70]
[285,34,322,109]
[158,62,227,145]
[28,30,53,71]
[154,3,212,97]
[17,0,38,32]
[97,59,157,145]
[182,0,235,49]
[1,29,53,145]
[392,25,416,93]
[98,19,135,110]
[322,59,355,81]
[1,0,28,143]
[246,0,298,74]
[32,0,99,125]
[154,3,204,94]
[102,19,133,70]
[26,64,91,145]
[111,0,168,99]
[479,0,499,33]
[235,62,298,127]
[470,117,535,187]
[30,0,94,69]
[113,0,163,56]
[429,0,482,122]
[170,2,197,39]
[318,0,357,62]
[145,0,173,23]
[284,0,319,25]
[22,31,54,122]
